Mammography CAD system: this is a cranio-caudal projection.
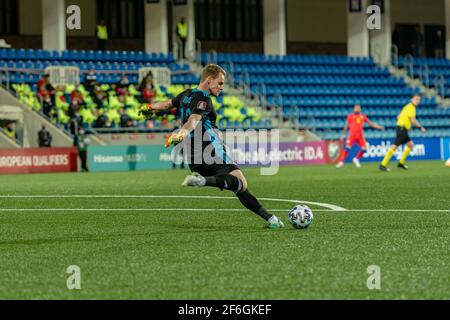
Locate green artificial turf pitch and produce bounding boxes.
[0,160,449,299]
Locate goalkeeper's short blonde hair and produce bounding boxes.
[201,64,227,82]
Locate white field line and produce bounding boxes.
[0,195,347,211]
[0,209,448,212]
[0,196,447,212]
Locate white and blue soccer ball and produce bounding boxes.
[288,205,314,229]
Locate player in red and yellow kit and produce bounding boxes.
[379,94,426,171]
[336,104,385,168]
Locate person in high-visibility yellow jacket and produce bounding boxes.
[96,20,108,51]
[176,17,188,59]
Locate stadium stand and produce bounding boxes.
[2,49,450,140]
[396,56,450,97]
[203,53,450,140]
[0,49,267,133]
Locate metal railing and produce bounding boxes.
[237,77,251,100]
[419,64,430,88]
[403,53,414,78]
[0,66,194,85]
[173,37,184,61]
[0,69,10,90]
[244,71,250,90]
[0,126,22,146]
[8,93,77,141]
[434,74,446,97]
[223,61,235,86]
[372,43,382,65]
[195,39,202,65]
[91,127,173,134]
[172,38,179,60]
[206,49,218,65]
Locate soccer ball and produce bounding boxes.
[327,142,340,162]
[446,158,450,167]
[288,205,314,229]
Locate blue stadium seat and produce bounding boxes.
[5,48,447,137]
[95,50,105,61]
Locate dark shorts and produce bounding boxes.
[393,126,411,146]
[189,163,240,177]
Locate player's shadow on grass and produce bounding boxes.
[0,237,111,246]
[0,225,280,246]
[127,146,137,171]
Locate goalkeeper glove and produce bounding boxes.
[165,130,188,148]
[138,104,156,119]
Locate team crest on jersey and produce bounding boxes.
[197,101,207,110]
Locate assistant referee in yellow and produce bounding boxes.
[97,20,108,51]
[379,94,427,171]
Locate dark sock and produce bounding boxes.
[205,174,243,193]
[236,189,273,221]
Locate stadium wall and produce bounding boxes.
[286,0,347,43]
[340,138,443,163]
[0,132,21,149]
[95,129,319,146]
[286,0,445,43]
[442,137,450,160]
[1,36,145,51]
[88,137,448,173]
[285,0,445,55]
[19,0,96,36]
[0,147,78,175]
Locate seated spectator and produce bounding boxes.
[142,78,156,103]
[84,69,98,92]
[0,39,12,48]
[118,94,127,108]
[99,95,109,109]
[68,97,84,135]
[42,91,55,119]
[69,110,84,136]
[138,71,154,91]
[116,75,130,96]
[37,74,55,102]
[70,89,84,106]
[4,122,17,140]
[119,107,133,128]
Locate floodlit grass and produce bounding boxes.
[0,161,449,299]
